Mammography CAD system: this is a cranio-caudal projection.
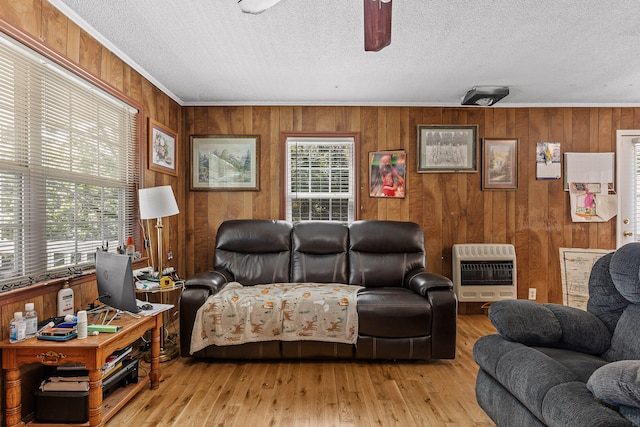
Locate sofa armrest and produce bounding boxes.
[489,300,612,355]
[179,270,231,357]
[184,270,232,293]
[405,270,453,296]
[405,269,456,359]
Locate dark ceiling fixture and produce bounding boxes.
[461,86,510,106]
[364,0,392,51]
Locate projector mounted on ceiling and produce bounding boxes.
[461,86,510,106]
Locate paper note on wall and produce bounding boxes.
[569,182,617,222]
[564,152,615,192]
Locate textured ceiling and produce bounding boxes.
[49,0,640,107]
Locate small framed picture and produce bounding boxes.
[369,150,406,198]
[482,138,518,190]
[417,125,478,172]
[148,119,178,176]
[190,135,259,191]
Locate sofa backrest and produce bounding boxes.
[587,252,628,334]
[213,219,427,289]
[291,221,349,283]
[214,219,292,285]
[588,242,640,361]
[348,220,425,288]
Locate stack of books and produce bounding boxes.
[102,346,133,380]
[38,345,133,392]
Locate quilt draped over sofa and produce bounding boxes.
[190,282,362,352]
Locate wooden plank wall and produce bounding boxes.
[3,1,640,312]
[183,106,640,304]
[0,2,184,328]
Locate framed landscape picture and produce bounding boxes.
[482,138,519,190]
[190,135,259,191]
[148,119,178,176]
[417,125,478,173]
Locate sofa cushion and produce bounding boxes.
[587,253,629,334]
[587,360,640,409]
[357,287,430,338]
[489,300,562,346]
[489,300,611,354]
[291,221,348,283]
[541,381,632,427]
[535,347,608,383]
[214,220,292,285]
[348,220,425,288]
[620,406,640,426]
[609,242,640,303]
[604,304,640,362]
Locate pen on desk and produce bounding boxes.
[36,321,55,335]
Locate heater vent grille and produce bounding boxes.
[452,244,517,302]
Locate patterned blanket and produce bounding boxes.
[190,282,362,353]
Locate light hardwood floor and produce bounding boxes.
[107,315,496,426]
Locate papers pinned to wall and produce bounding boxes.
[564,152,616,222]
[569,182,617,222]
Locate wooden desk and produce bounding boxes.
[0,311,162,427]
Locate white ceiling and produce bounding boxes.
[49,0,640,107]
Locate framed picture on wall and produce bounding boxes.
[417,125,478,172]
[369,150,406,198]
[190,135,259,191]
[148,119,178,176]
[482,138,519,190]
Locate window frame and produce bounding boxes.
[0,23,144,293]
[280,131,360,223]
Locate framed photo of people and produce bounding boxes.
[369,150,406,198]
[417,125,478,173]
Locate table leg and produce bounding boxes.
[5,367,22,427]
[149,318,161,389]
[88,368,103,426]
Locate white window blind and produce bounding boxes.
[0,33,139,291]
[633,140,640,239]
[286,137,355,223]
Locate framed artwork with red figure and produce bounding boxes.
[369,150,406,198]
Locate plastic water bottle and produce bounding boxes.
[24,303,38,339]
[9,312,26,343]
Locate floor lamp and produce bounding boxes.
[138,185,179,279]
[138,185,180,361]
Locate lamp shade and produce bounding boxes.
[138,185,179,220]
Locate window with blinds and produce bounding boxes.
[0,33,139,291]
[285,136,356,223]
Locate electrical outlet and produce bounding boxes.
[528,288,537,300]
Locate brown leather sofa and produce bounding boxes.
[179,219,457,360]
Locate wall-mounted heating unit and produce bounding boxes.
[452,244,517,302]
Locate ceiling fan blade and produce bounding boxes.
[364,0,392,51]
[238,0,284,14]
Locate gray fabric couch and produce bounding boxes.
[473,242,640,427]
